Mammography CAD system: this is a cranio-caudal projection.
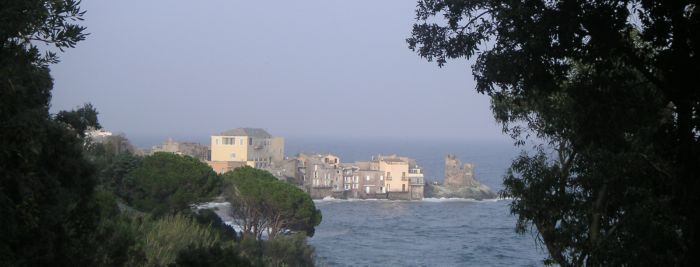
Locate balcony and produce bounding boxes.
[410,177,424,185]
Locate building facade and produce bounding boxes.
[292,153,425,200]
[294,153,343,198]
[210,128,284,169]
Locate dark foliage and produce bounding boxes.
[194,209,240,242]
[171,244,249,267]
[55,103,101,137]
[409,0,699,265]
[0,1,101,265]
[95,151,143,198]
[126,152,221,216]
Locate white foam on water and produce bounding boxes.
[422,197,501,203]
[194,201,230,209]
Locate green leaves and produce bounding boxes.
[126,152,221,216]
[409,0,699,265]
[1,0,88,65]
[222,167,322,239]
[54,103,101,137]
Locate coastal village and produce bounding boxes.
[90,127,495,200]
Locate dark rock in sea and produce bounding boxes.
[424,154,497,200]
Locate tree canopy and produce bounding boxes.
[126,152,221,216]
[408,0,698,265]
[55,103,101,137]
[222,167,322,239]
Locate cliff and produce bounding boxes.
[424,155,497,200]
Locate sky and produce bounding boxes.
[49,0,507,144]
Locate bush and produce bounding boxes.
[262,233,315,267]
[171,243,249,267]
[137,214,221,266]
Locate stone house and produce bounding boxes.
[295,153,343,199]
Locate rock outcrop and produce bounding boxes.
[424,155,497,200]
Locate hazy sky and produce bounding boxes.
[50,0,506,142]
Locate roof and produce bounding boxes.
[218,128,272,138]
[381,158,406,163]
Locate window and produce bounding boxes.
[248,137,253,145]
[402,184,406,192]
[380,175,383,180]
[230,153,236,159]
[216,139,219,145]
[365,186,370,194]
[366,175,370,181]
[240,139,244,145]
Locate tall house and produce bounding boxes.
[379,157,410,192]
[376,155,424,199]
[210,128,284,168]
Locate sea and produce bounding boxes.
[136,136,548,266]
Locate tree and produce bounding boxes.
[408,0,698,265]
[55,103,101,137]
[98,152,143,199]
[126,152,221,216]
[222,167,322,239]
[0,1,102,265]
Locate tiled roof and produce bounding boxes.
[218,128,272,138]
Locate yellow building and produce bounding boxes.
[210,128,284,168]
[379,158,410,192]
